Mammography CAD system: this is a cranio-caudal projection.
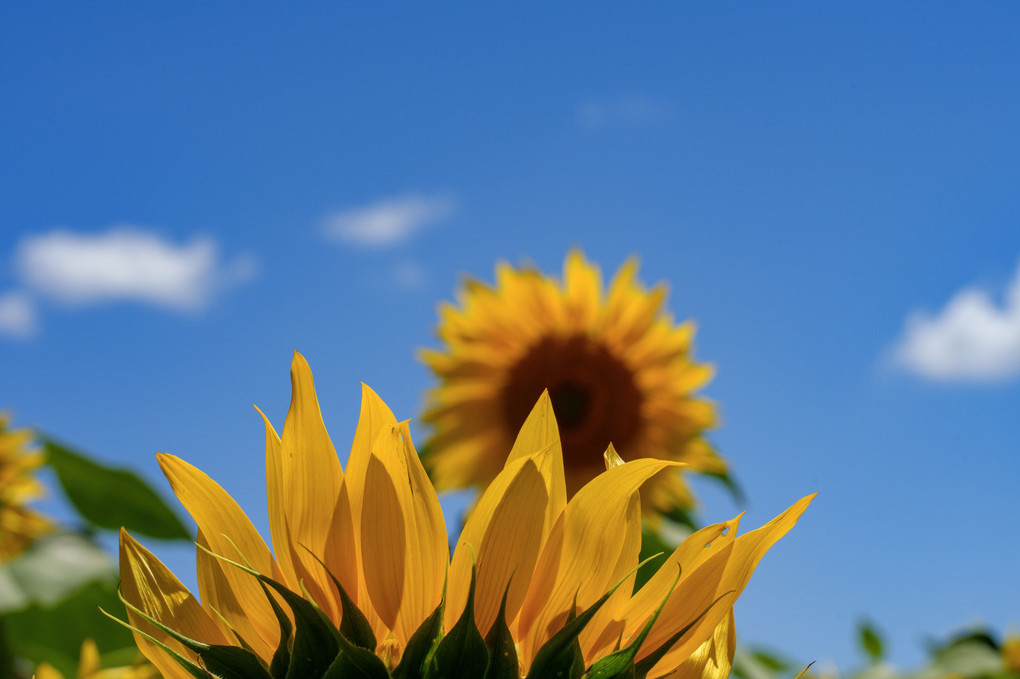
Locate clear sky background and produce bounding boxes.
[3,3,1019,672]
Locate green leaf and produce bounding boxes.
[429,565,489,678]
[43,437,191,540]
[858,619,884,663]
[584,567,681,678]
[483,587,519,679]
[392,602,444,679]
[3,579,135,678]
[0,532,117,613]
[704,469,746,505]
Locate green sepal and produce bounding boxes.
[303,546,377,650]
[198,546,340,679]
[100,606,215,679]
[583,567,682,678]
[115,589,272,679]
[527,555,658,678]
[632,591,733,679]
[319,637,391,679]
[483,585,519,679]
[428,564,489,678]
[294,580,391,679]
[257,580,293,679]
[392,601,444,679]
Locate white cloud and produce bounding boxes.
[322,193,456,247]
[15,227,258,311]
[0,292,37,339]
[576,96,671,130]
[892,260,1020,381]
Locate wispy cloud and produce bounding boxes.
[14,227,259,312]
[576,96,671,130]
[891,260,1020,382]
[0,292,37,339]
[322,193,456,247]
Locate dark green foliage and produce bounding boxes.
[43,437,190,540]
[429,567,489,678]
[483,588,519,679]
[858,619,884,664]
[392,603,444,679]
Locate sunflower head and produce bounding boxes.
[0,411,53,561]
[421,250,726,514]
[115,353,811,679]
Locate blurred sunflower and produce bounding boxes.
[34,640,158,679]
[0,411,53,561]
[115,352,812,679]
[421,250,726,514]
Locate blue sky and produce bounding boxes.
[3,3,1019,671]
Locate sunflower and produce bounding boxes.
[421,250,725,513]
[115,352,812,679]
[34,640,159,679]
[0,411,53,561]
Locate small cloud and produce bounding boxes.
[0,292,37,339]
[576,96,671,130]
[322,193,456,248]
[891,260,1020,381]
[15,227,258,312]
[391,261,427,291]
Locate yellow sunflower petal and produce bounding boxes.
[517,458,681,666]
[446,453,549,635]
[506,391,566,535]
[119,529,230,679]
[659,610,736,679]
[277,352,348,620]
[359,423,446,645]
[639,495,816,672]
[156,454,281,658]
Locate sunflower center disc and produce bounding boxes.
[501,335,642,470]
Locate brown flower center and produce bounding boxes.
[501,335,642,471]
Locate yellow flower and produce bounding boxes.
[34,640,158,679]
[0,412,53,561]
[1004,634,1020,673]
[421,250,724,514]
[117,352,812,679]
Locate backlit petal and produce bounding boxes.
[119,529,230,679]
[157,454,281,659]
